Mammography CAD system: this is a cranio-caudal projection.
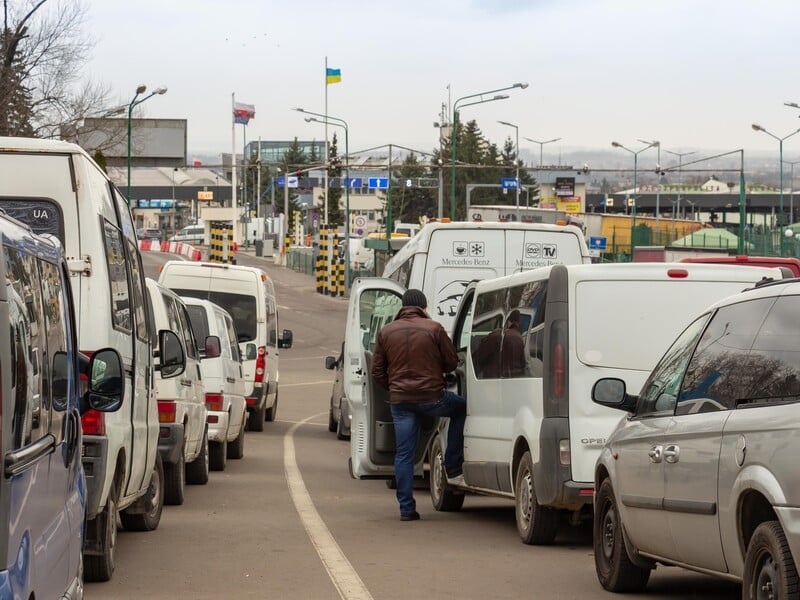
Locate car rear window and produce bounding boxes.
[174,289,256,342]
[0,198,65,242]
[185,304,209,343]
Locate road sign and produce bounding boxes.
[501,177,519,190]
[354,215,367,228]
[345,177,362,189]
[197,191,213,200]
[589,236,607,251]
[368,177,389,189]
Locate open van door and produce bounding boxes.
[345,278,407,479]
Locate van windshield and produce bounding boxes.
[173,289,256,342]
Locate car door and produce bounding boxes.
[610,313,710,558]
[663,297,774,572]
[346,278,405,478]
[176,301,204,451]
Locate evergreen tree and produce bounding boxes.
[93,148,107,173]
[385,153,436,224]
[324,132,343,226]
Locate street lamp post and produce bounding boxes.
[782,159,800,225]
[523,137,561,167]
[611,141,658,254]
[450,83,528,220]
[295,108,352,290]
[751,123,800,255]
[498,120,520,220]
[638,139,661,228]
[664,149,696,219]
[126,84,167,202]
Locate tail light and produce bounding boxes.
[255,346,266,382]
[205,393,224,411]
[158,401,176,423]
[551,338,565,400]
[81,410,106,435]
[559,439,571,465]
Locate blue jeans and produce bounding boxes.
[390,391,466,516]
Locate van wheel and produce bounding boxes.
[328,406,337,432]
[265,389,278,422]
[186,428,209,485]
[209,439,227,471]
[515,451,558,545]
[84,483,118,582]
[430,436,465,512]
[163,447,186,505]
[594,478,651,591]
[249,405,266,431]
[228,415,246,459]
[336,405,349,441]
[743,521,799,600]
[121,454,164,532]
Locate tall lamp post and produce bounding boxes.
[498,120,521,219]
[294,108,352,290]
[664,149,696,219]
[523,137,561,167]
[783,158,800,226]
[751,123,800,255]
[450,83,528,220]
[126,84,167,202]
[611,141,657,254]
[637,139,661,227]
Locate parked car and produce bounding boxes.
[182,297,247,471]
[146,279,209,505]
[592,277,800,595]
[159,261,293,431]
[168,223,205,245]
[0,137,182,582]
[138,227,163,242]
[0,211,123,599]
[325,342,350,440]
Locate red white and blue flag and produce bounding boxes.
[233,102,255,125]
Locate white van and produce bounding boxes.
[145,279,209,503]
[169,222,205,245]
[159,261,293,430]
[0,137,182,582]
[182,297,247,470]
[347,263,783,542]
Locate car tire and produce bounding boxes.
[185,428,210,485]
[336,400,350,441]
[429,435,465,512]
[227,415,246,459]
[514,451,559,545]
[120,454,164,532]
[163,447,186,506]
[594,478,651,592]
[743,521,799,599]
[265,388,278,422]
[84,482,118,582]
[328,405,337,433]
[209,439,227,471]
[249,404,266,432]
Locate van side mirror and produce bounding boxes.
[84,348,125,414]
[592,378,637,412]
[203,335,221,359]
[158,330,186,378]
[278,329,293,349]
[325,355,336,370]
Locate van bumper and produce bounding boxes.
[157,423,185,465]
[535,417,594,510]
[82,436,110,520]
[207,411,230,443]
[246,382,267,411]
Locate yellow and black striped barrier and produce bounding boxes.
[209,221,236,264]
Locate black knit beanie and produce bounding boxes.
[402,289,427,309]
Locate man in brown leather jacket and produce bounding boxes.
[372,289,466,521]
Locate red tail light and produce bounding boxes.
[255,346,266,382]
[158,401,176,423]
[81,410,106,435]
[549,320,568,402]
[205,393,224,411]
[552,342,565,399]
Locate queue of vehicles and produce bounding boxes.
[0,137,292,598]
[331,219,800,598]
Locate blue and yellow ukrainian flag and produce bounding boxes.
[326,67,342,85]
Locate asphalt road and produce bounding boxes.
[86,248,741,599]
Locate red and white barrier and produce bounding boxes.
[138,240,202,261]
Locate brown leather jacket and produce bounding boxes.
[371,306,459,404]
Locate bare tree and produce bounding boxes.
[1,0,112,138]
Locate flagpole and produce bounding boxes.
[324,56,329,225]
[242,122,247,244]
[231,92,238,244]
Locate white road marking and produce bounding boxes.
[281,380,332,387]
[285,415,374,600]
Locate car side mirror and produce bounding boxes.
[203,335,221,359]
[278,329,293,349]
[84,348,125,414]
[325,355,336,370]
[592,378,637,412]
[158,330,185,378]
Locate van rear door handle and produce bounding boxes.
[663,445,680,463]
[180,378,192,387]
[648,446,663,463]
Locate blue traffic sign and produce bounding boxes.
[501,177,519,190]
[368,177,389,189]
[345,177,362,189]
[589,236,607,251]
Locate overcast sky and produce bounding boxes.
[82,0,800,164]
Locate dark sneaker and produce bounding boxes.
[400,511,421,521]
[445,465,463,479]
